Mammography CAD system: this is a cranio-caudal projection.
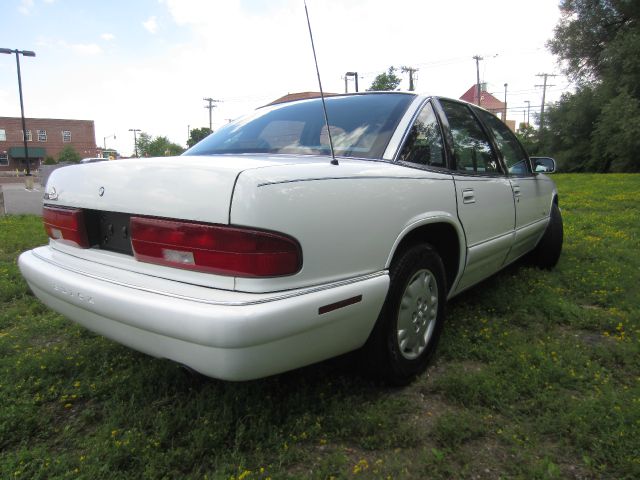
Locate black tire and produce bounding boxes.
[530,202,563,269]
[364,244,446,385]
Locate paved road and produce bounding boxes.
[1,183,44,215]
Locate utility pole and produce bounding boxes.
[203,97,222,131]
[535,73,557,130]
[525,100,531,126]
[401,66,418,91]
[503,83,508,122]
[128,128,141,157]
[472,55,483,106]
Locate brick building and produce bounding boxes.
[459,84,516,131]
[267,91,338,106]
[460,83,506,116]
[0,117,97,171]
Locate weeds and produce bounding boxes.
[1,174,639,479]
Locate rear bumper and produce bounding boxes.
[18,246,389,380]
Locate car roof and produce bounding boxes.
[260,91,499,118]
[260,91,418,108]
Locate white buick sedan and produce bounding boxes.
[19,93,562,384]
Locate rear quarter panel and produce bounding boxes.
[231,160,461,292]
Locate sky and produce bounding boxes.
[1,0,570,157]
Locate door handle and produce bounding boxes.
[462,188,475,204]
[512,184,521,197]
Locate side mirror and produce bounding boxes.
[531,156,556,173]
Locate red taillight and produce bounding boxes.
[43,206,89,248]
[130,217,302,277]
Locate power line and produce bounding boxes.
[203,58,569,112]
[355,48,543,80]
[489,85,569,96]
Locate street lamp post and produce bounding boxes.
[0,48,36,177]
[345,71,359,93]
[128,129,141,157]
[103,133,116,149]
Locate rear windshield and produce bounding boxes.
[184,93,414,159]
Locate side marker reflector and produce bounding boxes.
[318,295,363,315]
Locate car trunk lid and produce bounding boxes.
[44,155,292,224]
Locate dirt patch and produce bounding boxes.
[559,326,616,347]
[421,359,486,385]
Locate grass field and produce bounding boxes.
[1,173,639,479]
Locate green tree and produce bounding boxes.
[591,89,640,172]
[600,27,640,98]
[543,86,604,172]
[57,146,81,163]
[187,127,212,148]
[136,133,184,157]
[147,136,185,157]
[515,124,539,156]
[367,66,401,91]
[136,132,152,157]
[548,0,639,83]
[543,0,640,172]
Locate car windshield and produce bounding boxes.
[184,93,414,159]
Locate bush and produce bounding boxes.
[57,146,81,164]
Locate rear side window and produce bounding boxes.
[476,109,531,175]
[439,100,500,175]
[398,102,445,168]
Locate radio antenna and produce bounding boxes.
[304,0,338,166]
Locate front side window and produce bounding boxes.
[62,130,71,142]
[0,129,6,141]
[439,100,500,175]
[22,130,32,142]
[476,109,530,175]
[0,152,8,166]
[37,129,47,142]
[185,94,415,160]
[398,101,445,168]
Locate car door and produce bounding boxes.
[435,99,515,292]
[475,109,552,263]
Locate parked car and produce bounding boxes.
[80,157,108,164]
[19,93,562,384]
